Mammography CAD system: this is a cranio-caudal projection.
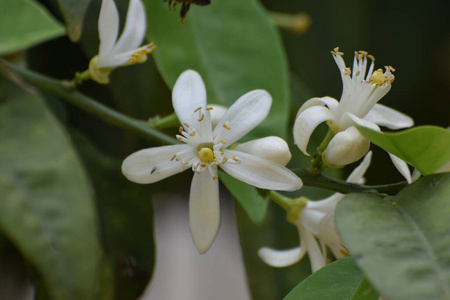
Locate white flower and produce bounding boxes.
[258,152,372,272]
[89,0,155,84]
[293,48,414,167]
[122,70,303,253]
[235,136,292,166]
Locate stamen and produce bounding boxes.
[340,250,350,257]
[354,70,360,77]
[370,70,388,86]
[343,68,351,76]
[213,176,219,180]
[194,107,202,113]
[222,157,228,164]
[184,123,190,128]
[331,47,344,56]
[206,107,214,111]
[170,154,177,161]
[232,156,239,162]
[198,114,205,122]
[222,123,231,130]
[179,126,183,134]
[177,137,183,141]
[367,54,375,61]
[220,140,227,144]
[189,131,196,137]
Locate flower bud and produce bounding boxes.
[209,104,227,128]
[322,126,370,167]
[235,136,292,166]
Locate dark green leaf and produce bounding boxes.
[144,0,290,140]
[336,173,450,300]
[284,257,378,300]
[0,78,100,300]
[356,125,450,175]
[0,0,64,55]
[56,0,91,42]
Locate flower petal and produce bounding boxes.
[258,246,305,268]
[300,226,326,272]
[213,90,271,145]
[346,113,381,131]
[293,106,336,155]
[173,70,207,129]
[346,150,372,183]
[220,150,302,191]
[98,0,119,57]
[389,153,412,183]
[189,169,220,254]
[121,144,193,184]
[365,104,414,129]
[111,0,146,55]
[296,96,339,118]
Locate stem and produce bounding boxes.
[311,129,335,172]
[5,62,178,145]
[268,190,292,211]
[294,169,407,195]
[148,112,180,129]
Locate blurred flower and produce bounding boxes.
[258,152,372,272]
[89,0,155,84]
[122,70,302,253]
[293,48,413,173]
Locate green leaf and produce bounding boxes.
[220,171,268,224]
[56,0,91,42]
[0,78,100,300]
[144,0,290,140]
[356,125,450,175]
[284,257,378,300]
[0,0,65,55]
[336,173,450,300]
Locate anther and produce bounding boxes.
[213,176,219,180]
[355,71,360,77]
[200,163,206,168]
[179,126,183,134]
[194,107,202,113]
[232,156,239,162]
[176,157,180,161]
[206,107,214,111]
[184,123,190,128]
[343,68,351,75]
[367,54,375,61]
[223,123,231,130]
[177,137,183,141]
[220,140,227,144]
[198,114,205,122]
[170,155,177,161]
[190,131,196,136]
[222,157,228,164]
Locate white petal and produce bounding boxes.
[258,246,305,268]
[365,104,414,129]
[172,70,207,129]
[189,169,220,254]
[300,226,326,272]
[111,0,146,55]
[300,208,327,235]
[209,104,227,129]
[389,153,412,183]
[296,96,339,118]
[293,106,336,155]
[121,145,193,184]
[220,150,302,191]
[98,0,119,57]
[96,49,135,68]
[346,113,381,131]
[346,151,372,183]
[234,136,292,166]
[213,90,271,145]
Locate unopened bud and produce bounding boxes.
[235,136,292,166]
[322,126,370,167]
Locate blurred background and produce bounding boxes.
[0,0,448,299]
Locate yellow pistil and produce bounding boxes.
[198,147,214,163]
[370,70,388,86]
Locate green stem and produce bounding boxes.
[311,129,335,172]
[294,169,407,195]
[148,112,180,129]
[268,190,292,211]
[5,62,178,145]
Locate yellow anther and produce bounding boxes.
[179,126,183,134]
[176,157,180,161]
[355,70,360,77]
[170,155,177,161]
[206,107,214,111]
[370,70,388,86]
[341,250,350,257]
[213,176,219,180]
[177,137,183,141]
[220,151,225,155]
[194,107,202,113]
[198,114,205,122]
[367,54,375,61]
[200,163,206,168]
[222,157,228,164]
[232,156,239,162]
[184,123,190,128]
[220,140,227,144]
[190,131,196,136]
[344,67,351,75]
[223,123,231,130]
[334,46,340,52]
[198,148,214,163]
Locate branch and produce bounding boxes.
[294,169,408,195]
[4,61,178,145]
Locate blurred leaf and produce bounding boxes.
[0,0,64,55]
[0,78,100,299]
[56,0,91,42]
[356,125,450,175]
[336,173,450,300]
[220,171,268,224]
[72,131,155,300]
[144,0,290,140]
[284,257,378,300]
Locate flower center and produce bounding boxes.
[370,70,388,86]
[198,147,214,162]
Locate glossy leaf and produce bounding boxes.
[56,0,91,42]
[336,173,450,300]
[0,79,100,300]
[0,0,64,55]
[144,0,290,140]
[284,257,378,300]
[356,125,450,175]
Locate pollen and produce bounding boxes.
[370,70,388,86]
[198,147,214,163]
